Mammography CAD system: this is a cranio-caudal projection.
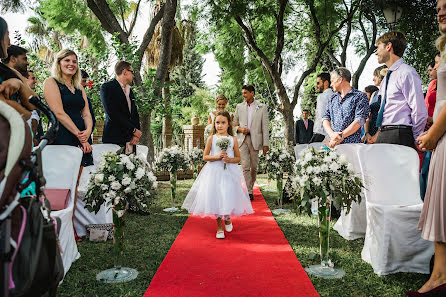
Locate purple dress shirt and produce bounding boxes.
[379,59,427,139]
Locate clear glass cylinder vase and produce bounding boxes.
[276,173,284,208]
[318,197,331,266]
[170,171,177,208]
[112,207,126,268]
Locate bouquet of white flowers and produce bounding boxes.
[216,136,231,169]
[188,147,204,180]
[291,147,363,275]
[265,147,295,211]
[156,146,189,212]
[85,152,158,216]
[156,146,189,173]
[291,147,362,214]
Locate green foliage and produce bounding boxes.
[39,0,107,52]
[394,0,438,83]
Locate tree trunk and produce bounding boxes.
[140,112,155,163]
[162,72,173,148]
[281,101,295,147]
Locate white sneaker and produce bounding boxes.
[216,230,225,239]
[224,222,233,232]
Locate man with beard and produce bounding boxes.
[311,72,333,143]
[2,45,29,76]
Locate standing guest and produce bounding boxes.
[80,70,96,142]
[322,67,370,148]
[23,70,42,146]
[311,72,333,143]
[407,2,446,296]
[234,85,269,201]
[0,19,36,119]
[420,53,441,201]
[100,61,141,148]
[2,44,29,76]
[362,85,379,143]
[43,49,93,242]
[369,31,428,148]
[43,49,93,166]
[294,109,313,145]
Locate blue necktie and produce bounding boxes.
[375,70,393,127]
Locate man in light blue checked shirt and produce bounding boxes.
[322,67,370,148]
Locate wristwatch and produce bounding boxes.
[339,133,343,139]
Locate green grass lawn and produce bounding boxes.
[56,174,428,297]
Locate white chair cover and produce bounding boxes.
[358,144,434,275]
[333,144,367,240]
[74,144,120,237]
[136,144,149,160]
[42,145,82,276]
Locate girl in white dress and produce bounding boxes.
[182,111,253,239]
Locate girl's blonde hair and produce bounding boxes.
[51,49,81,89]
[215,94,228,103]
[211,111,233,136]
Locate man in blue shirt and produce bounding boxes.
[322,67,370,148]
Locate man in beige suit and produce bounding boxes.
[234,85,270,200]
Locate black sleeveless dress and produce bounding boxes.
[53,79,93,166]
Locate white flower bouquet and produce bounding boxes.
[265,147,295,210]
[291,147,362,214]
[291,147,363,272]
[85,152,158,216]
[188,147,204,180]
[216,136,231,169]
[156,146,189,211]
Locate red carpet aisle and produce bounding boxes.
[143,186,319,297]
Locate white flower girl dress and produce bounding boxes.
[182,135,254,218]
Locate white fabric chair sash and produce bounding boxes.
[42,145,83,276]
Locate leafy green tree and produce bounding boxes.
[197,0,358,145]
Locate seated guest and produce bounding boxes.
[43,49,93,167]
[294,109,313,145]
[369,31,427,149]
[322,67,370,148]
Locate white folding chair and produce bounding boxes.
[358,144,434,275]
[136,144,149,160]
[74,144,120,237]
[42,145,82,276]
[333,144,367,240]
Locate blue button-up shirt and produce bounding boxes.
[322,88,370,143]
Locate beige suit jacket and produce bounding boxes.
[233,100,270,150]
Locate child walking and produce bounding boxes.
[182,111,253,239]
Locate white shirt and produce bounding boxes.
[314,88,334,136]
[247,101,255,130]
[118,80,132,112]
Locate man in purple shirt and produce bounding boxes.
[370,31,427,149]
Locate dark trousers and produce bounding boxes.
[310,133,325,143]
[376,126,415,149]
[419,151,432,201]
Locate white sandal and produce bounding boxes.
[216,230,225,239]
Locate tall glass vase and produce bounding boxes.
[163,171,179,212]
[272,173,290,214]
[96,205,138,283]
[305,197,345,278]
[193,164,198,180]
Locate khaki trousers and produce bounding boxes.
[240,135,259,194]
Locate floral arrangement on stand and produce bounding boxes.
[265,147,295,213]
[188,147,204,180]
[156,146,189,212]
[84,151,157,282]
[291,146,363,278]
